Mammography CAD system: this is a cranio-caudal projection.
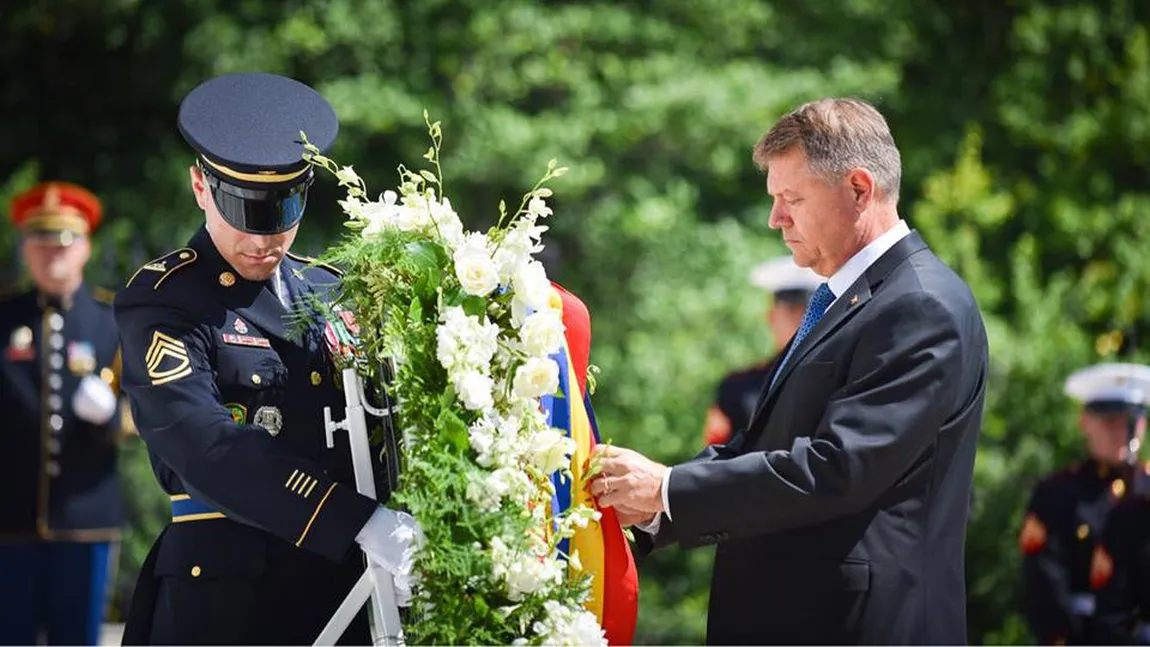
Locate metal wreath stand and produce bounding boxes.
[315,358,406,647]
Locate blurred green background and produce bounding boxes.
[3,0,1150,643]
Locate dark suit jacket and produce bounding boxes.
[641,231,988,644]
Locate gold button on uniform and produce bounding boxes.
[310,371,322,386]
[191,565,202,577]
[179,252,192,260]
[251,374,262,385]
[219,272,236,287]
[1112,479,1126,498]
[1077,524,1090,540]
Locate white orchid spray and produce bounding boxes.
[300,113,605,646]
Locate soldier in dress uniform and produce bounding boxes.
[702,255,821,445]
[0,182,127,645]
[1020,363,1150,644]
[116,72,418,645]
[1086,365,1150,644]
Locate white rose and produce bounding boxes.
[454,371,494,411]
[511,260,552,321]
[526,427,575,474]
[519,309,565,357]
[453,234,499,297]
[513,357,560,401]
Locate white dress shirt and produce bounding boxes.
[637,220,911,534]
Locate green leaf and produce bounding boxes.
[461,295,487,318]
[408,297,423,324]
[436,408,469,454]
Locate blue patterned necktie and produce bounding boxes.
[769,282,835,391]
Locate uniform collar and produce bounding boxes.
[37,283,87,312]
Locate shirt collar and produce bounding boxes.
[826,220,911,300]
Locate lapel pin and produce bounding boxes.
[219,272,236,287]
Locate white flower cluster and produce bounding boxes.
[532,600,608,647]
[336,165,465,250]
[489,535,564,602]
[435,307,500,411]
[328,151,606,641]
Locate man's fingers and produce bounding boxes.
[588,476,609,498]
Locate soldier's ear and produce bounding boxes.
[189,165,210,212]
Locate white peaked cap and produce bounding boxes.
[1064,362,1150,406]
[749,255,824,293]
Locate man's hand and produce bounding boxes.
[613,505,657,528]
[588,445,667,516]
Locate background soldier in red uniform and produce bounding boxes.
[1020,363,1150,644]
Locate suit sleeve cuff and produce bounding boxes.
[662,465,673,522]
[294,482,377,562]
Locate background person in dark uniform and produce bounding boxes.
[1091,475,1150,644]
[116,72,418,645]
[0,182,128,645]
[1020,363,1150,645]
[702,254,821,445]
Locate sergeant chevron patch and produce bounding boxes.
[146,330,192,385]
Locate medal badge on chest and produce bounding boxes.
[67,340,97,375]
[5,326,34,362]
[221,316,272,348]
[324,306,360,361]
[254,405,284,437]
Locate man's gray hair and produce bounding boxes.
[753,97,902,201]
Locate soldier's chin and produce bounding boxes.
[48,262,71,280]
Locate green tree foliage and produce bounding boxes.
[2,0,1148,642]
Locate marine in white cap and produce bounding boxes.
[1019,362,1150,645]
[701,255,823,446]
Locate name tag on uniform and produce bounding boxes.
[221,333,271,348]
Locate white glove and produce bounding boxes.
[355,507,423,607]
[72,374,117,425]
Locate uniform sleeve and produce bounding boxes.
[1092,503,1141,644]
[115,300,377,562]
[1020,484,1080,644]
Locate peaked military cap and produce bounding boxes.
[1065,362,1150,414]
[9,181,103,245]
[178,72,339,234]
[749,255,823,305]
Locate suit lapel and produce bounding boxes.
[743,231,931,437]
[747,281,873,427]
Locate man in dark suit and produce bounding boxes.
[116,72,419,645]
[0,181,128,645]
[590,97,989,644]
